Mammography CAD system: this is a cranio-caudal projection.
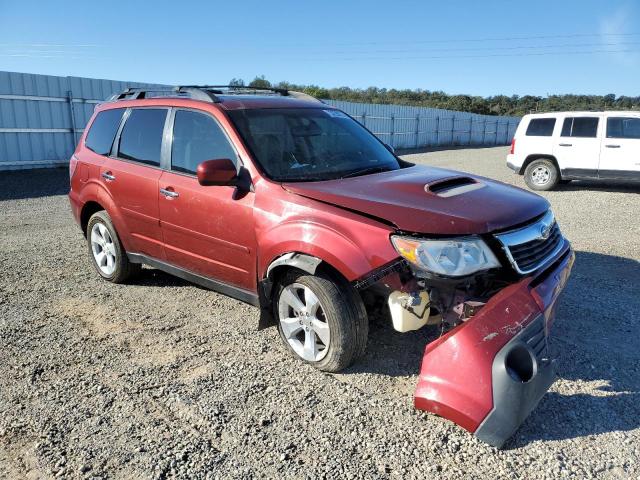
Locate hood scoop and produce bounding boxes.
[425,176,484,197]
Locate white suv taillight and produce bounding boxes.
[510,138,516,155]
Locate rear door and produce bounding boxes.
[158,108,257,291]
[553,115,601,178]
[101,107,169,260]
[598,115,640,180]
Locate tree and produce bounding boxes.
[229,78,245,87]
[227,77,639,116]
[249,75,271,88]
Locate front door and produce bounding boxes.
[599,115,640,180]
[158,108,257,291]
[553,115,602,178]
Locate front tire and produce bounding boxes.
[87,211,140,283]
[274,269,368,372]
[524,159,560,191]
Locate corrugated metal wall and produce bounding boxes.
[0,71,520,170]
[323,100,520,149]
[0,71,164,170]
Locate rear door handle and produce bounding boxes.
[160,188,179,198]
[101,171,116,181]
[605,144,621,148]
[558,143,572,147]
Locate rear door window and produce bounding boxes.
[85,108,125,155]
[606,117,640,139]
[117,109,168,166]
[560,117,599,138]
[525,118,556,136]
[171,110,238,174]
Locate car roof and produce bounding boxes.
[523,110,640,118]
[215,94,325,110]
[98,91,328,112]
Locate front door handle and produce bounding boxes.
[160,188,179,198]
[558,143,572,147]
[605,144,621,148]
[101,171,116,181]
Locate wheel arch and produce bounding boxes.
[521,154,560,176]
[78,184,133,251]
[80,200,105,236]
[262,252,353,302]
[257,250,370,331]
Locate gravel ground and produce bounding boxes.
[0,146,638,479]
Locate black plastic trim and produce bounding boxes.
[560,168,598,180]
[597,169,640,182]
[127,253,260,307]
[474,315,556,448]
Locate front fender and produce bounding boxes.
[257,219,397,281]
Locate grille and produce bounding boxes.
[508,223,562,272]
[524,317,548,362]
[495,210,565,274]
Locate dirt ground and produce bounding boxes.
[0,146,638,479]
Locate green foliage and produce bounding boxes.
[228,77,640,116]
[248,75,271,88]
[228,78,245,87]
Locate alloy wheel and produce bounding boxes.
[90,222,117,276]
[278,282,331,362]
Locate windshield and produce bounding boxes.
[227,108,401,182]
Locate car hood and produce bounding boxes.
[283,165,550,235]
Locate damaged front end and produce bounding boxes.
[356,210,574,448]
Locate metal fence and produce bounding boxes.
[0,71,520,170]
[0,71,163,170]
[323,100,520,150]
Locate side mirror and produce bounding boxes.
[384,143,395,154]
[197,158,238,186]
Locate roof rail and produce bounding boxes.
[107,86,220,103]
[106,85,322,104]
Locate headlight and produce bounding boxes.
[391,235,500,277]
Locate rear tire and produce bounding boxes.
[524,158,560,191]
[274,269,368,372]
[87,211,140,283]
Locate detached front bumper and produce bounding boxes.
[414,245,574,448]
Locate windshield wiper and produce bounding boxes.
[341,166,392,179]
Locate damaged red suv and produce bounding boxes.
[69,86,573,447]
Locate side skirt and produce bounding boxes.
[561,168,640,182]
[127,253,260,307]
[560,168,598,180]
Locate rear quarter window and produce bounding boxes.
[525,118,556,137]
[85,108,125,155]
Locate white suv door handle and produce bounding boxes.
[160,188,179,198]
[605,144,621,148]
[558,143,572,147]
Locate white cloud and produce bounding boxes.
[599,4,640,66]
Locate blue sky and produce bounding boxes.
[1,0,639,97]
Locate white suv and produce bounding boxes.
[507,111,640,190]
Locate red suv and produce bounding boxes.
[69,85,573,447]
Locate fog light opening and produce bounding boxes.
[505,345,535,383]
